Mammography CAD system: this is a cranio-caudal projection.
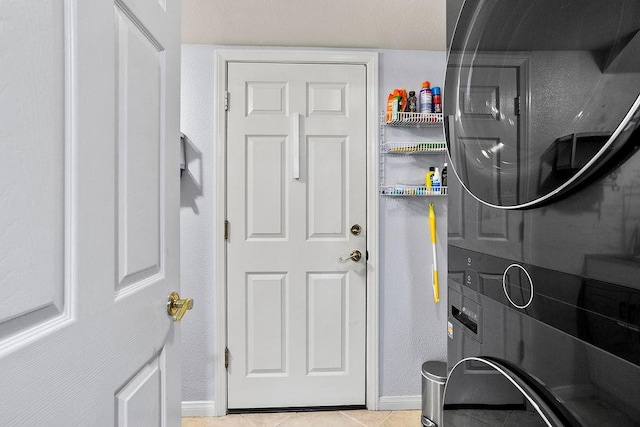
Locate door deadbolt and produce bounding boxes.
[350,224,362,235]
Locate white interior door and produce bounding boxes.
[0,1,183,425]
[226,62,367,409]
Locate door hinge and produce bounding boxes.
[225,347,230,369]
[224,91,230,111]
[514,96,521,116]
[224,220,229,240]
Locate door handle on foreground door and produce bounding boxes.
[339,250,362,263]
[291,112,300,180]
[167,292,194,322]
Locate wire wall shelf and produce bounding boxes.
[379,111,447,198]
[382,111,443,126]
[382,142,447,154]
[381,185,448,196]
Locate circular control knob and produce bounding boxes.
[502,264,534,309]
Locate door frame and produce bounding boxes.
[214,48,379,416]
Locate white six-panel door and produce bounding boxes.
[0,1,182,425]
[226,62,367,408]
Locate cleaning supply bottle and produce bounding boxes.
[441,162,448,187]
[386,93,395,123]
[387,91,401,122]
[432,167,441,193]
[393,89,403,121]
[426,167,435,188]
[419,81,432,114]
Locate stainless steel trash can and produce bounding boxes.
[421,361,447,427]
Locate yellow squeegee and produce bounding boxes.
[429,202,439,303]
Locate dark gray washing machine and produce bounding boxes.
[444,0,640,425]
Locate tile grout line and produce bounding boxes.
[339,410,396,427]
[339,411,369,426]
[376,411,394,427]
[273,412,294,427]
[240,414,257,426]
[240,412,295,427]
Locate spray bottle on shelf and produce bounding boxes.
[432,87,442,113]
[419,81,432,114]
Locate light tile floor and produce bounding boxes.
[182,410,422,427]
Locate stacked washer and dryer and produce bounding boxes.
[444,1,640,425]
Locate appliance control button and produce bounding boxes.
[464,268,480,292]
[502,264,534,309]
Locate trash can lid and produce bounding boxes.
[421,361,447,382]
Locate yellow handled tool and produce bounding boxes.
[429,203,439,303]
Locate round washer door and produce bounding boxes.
[443,357,579,426]
[445,0,640,209]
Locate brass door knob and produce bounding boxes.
[167,292,194,322]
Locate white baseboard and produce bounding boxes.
[182,401,217,417]
[377,395,422,411]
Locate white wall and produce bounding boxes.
[179,45,448,409]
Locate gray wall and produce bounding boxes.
[179,45,448,406]
[377,50,448,398]
[180,45,217,402]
